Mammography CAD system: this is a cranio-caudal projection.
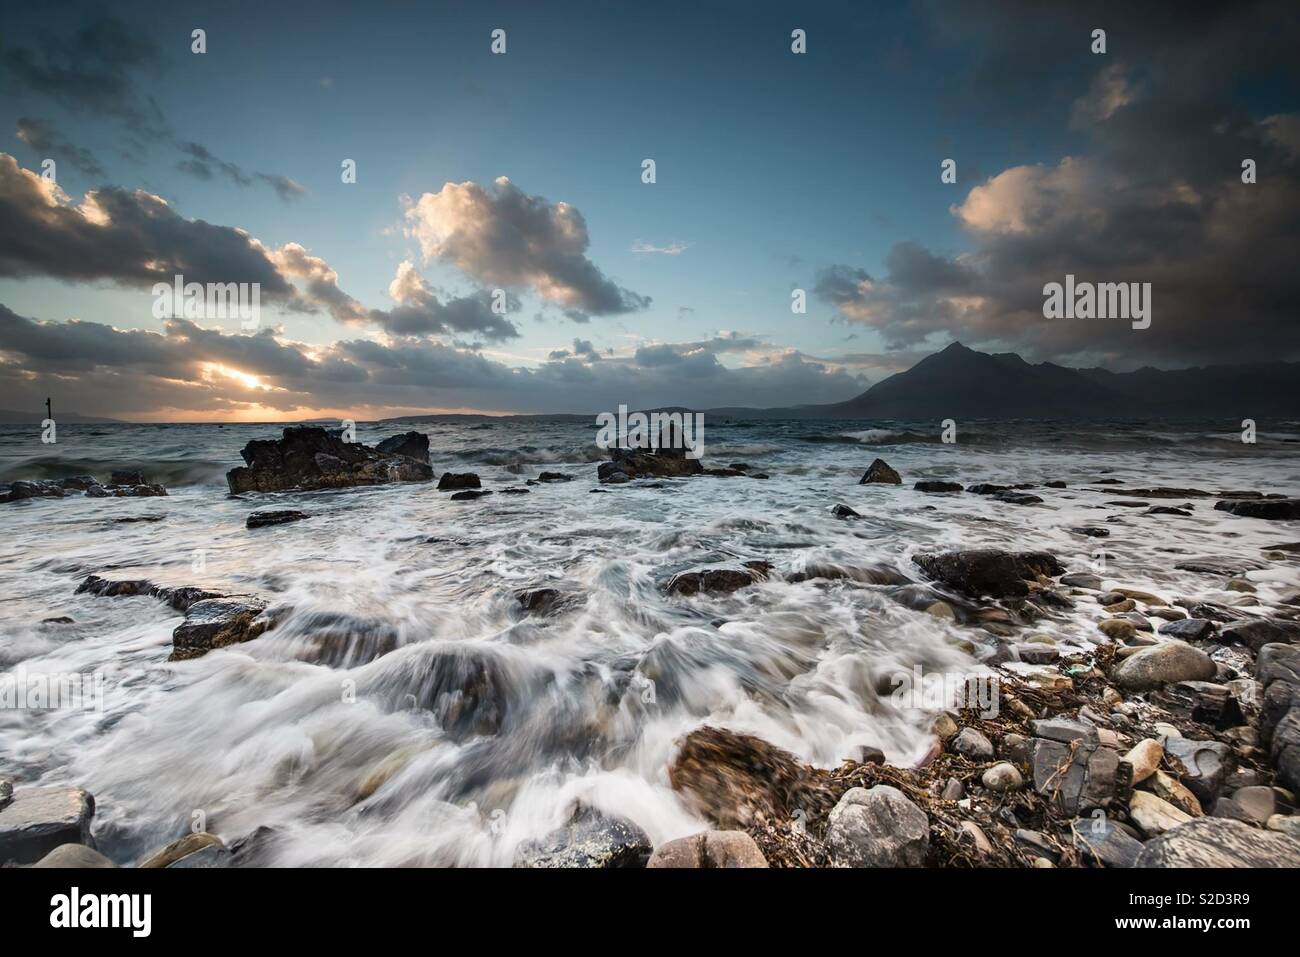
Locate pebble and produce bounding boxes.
[951,727,995,760]
[982,762,1024,792]
[1123,739,1163,783]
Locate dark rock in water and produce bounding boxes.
[597,447,703,483]
[831,503,861,519]
[246,509,309,529]
[170,596,276,661]
[1106,500,1150,508]
[111,469,146,486]
[859,458,901,485]
[911,549,1064,599]
[33,844,117,868]
[500,486,530,494]
[450,489,493,501]
[1215,498,1300,520]
[1046,480,1067,489]
[536,471,572,482]
[41,616,75,625]
[0,786,95,865]
[1145,506,1192,516]
[438,472,481,490]
[226,426,433,493]
[665,561,773,597]
[374,431,430,463]
[914,480,963,493]
[788,561,912,586]
[668,726,832,829]
[1174,598,1248,623]
[154,584,226,613]
[648,830,768,868]
[76,574,154,599]
[1060,572,1103,588]
[966,483,1010,495]
[996,490,1043,506]
[515,588,572,616]
[3,479,66,501]
[515,805,651,868]
[1073,817,1142,868]
[1162,738,1234,805]
[1159,618,1216,641]
[1220,618,1300,652]
[1106,487,1210,498]
[283,611,401,668]
[702,467,747,477]
[59,475,99,491]
[1135,817,1300,867]
[1175,556,1268,576]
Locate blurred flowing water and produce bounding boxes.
[1,417,1298,865]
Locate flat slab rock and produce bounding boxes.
[0,786,95,865]
[1215,498,1300,521]
[1135,817,1300,867]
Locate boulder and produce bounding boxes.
[33,843,118,868]
[226,426,433,493]
[1135,817,1300,867]
[598,447,703,483]
[831,503,861,519]
[374,431,430,463]
[825,785,929,868]
[450,489,493,501]
[0,786,95,865]
[1111,641,1216,690]
[437,472,481,490]
[859,458,901,485]
[1215,498,1300,520]
[914,480,963,493]
[514,806,651,868]
[246,509,309,529]
[1220,619,1300,653]
[910,549,1064,599]
[169,595,276,661]
[536,471,573,483]
[647,831,768,868]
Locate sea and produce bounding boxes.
[1,417,1298,865]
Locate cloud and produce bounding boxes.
[15,117,104,178]
[177,142,307,202]
[404,176,650,316]
[630,240,690,255]
[0,304,865,418]
[815,2,1300,367]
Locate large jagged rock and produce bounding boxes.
[911,549,1064,599]
[597,446,704,483]
[226,425,433,493]
[859,458,901,485]
[0,786,95,865]
[374,431,430,463]
[514,806,651,868]
[1135,817,1300,867]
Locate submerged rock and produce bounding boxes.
[831,503,861,519]
[647,830,768,868]
[859,458,901,485]
[438,472,481,490]
[515,806,651,868]
[226,425,433,494]
[911,549,1064,599]
[0,786,95,865]
[664,561,773,597]
[914,480,963,493]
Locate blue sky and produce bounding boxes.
[1,1,1297,418]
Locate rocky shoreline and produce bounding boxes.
[4,446,1300,868]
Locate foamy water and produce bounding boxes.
[2,418,1298,865]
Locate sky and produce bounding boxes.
[0,0,1297,421]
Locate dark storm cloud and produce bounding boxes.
[404,177,651,317]
[818,0,1300,367]
[15,117,104,179]
[0,303,864,417]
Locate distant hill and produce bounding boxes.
[752,343,1300,420]
[0,408,125,424]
